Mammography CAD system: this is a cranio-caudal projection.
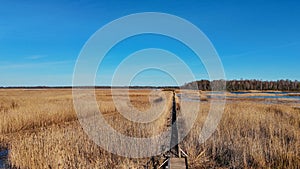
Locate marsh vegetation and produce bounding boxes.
[0,89,299,168]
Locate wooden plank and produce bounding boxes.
[169,158,187,169]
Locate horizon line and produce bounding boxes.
[1,78,299,88]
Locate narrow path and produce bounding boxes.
[170,91,179,156]
[168,91,188,169]
[144,91,189,168]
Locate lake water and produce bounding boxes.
[178,92,300,102]
[245,95,300,100]
[0,149,8,169]
[231,91,289,94]
[231,92,300,100]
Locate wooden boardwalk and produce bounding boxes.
[168,91,188,169]
[169,158,187,169]
[170,91,179,156]
[145,91,188,169]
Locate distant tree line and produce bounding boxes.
[182,79,300,91]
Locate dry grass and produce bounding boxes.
[0,89,173,168]
[179,100,300,168]
[0,91,75,137]
[0,89,299,168]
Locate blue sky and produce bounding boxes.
[0,0,299,86]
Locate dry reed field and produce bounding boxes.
[0,89,172,168]
[0,89,299,168]
[176,91,300,168]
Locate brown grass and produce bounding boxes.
[0,89,172,168]
[0,89,299,168]
[179,100,300,168]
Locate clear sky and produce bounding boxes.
[0,0,299,86]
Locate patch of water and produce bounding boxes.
[0,149,8,169]
[231,92,251,94]
[205,91,226,94]
[231,92,300,100]
[247,95,300,100]
[178,92,300,102]
[232,91,290,95]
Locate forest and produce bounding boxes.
[182,79,300,91]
